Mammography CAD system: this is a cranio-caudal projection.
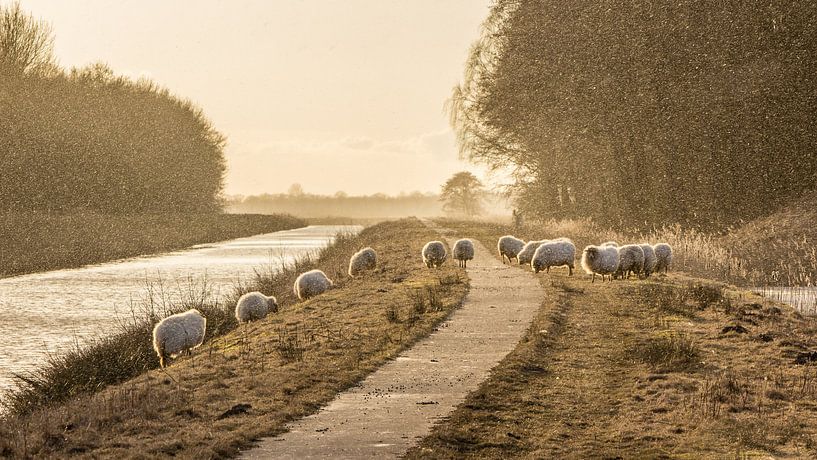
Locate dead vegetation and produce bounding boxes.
[407,220,817,458]
[0,218,467,458]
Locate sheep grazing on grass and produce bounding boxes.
[497,235,525,264]
[653,243,673,274]
[639,243,657,278]
[532,238,576,275]
[235,291,278,323]
[348,247,377,277]
[517,240,546,266]
[152,309,206,368]
[614,244,646,279]
[581,245,620,283]
[294,269,333,300]
[453,239,475,268]
[422,241,447,268]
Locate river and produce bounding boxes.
[0,225,360,394]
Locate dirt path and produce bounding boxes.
[241,229,544,459]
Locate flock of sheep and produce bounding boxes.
[151,246,378,368]
[150,234,673,368]
[499,235,673,282]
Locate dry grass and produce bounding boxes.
[0,212,306,278]
[0,218,467,458]
[406,219,817,458]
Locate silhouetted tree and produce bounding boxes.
[0,2,56,76]
[440,171,485,217]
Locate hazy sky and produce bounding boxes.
[19,0,491,196]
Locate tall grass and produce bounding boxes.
[1,228,359,416]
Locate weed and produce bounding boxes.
[630,332,700,372]
[275,326,311,363]
[384,304,400,323]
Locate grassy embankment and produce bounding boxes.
[0,218,467,458]
[0,212,306,278]
[406,219,817,458]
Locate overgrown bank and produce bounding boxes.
[0,218,468,458]
[0,212,305,278]
[406,220,817,458]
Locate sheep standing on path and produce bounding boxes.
[615,244,646,279]
[453,239,475,268]
[517,240,546,266]
[497,235,525,264]
[348,247,377,277]
[235,292,278,323]
[639,243,657,278]
[422,241,447,268]
[581,245,620,283]
[152,309,207,368]
[653,243,673,274]
[532,239,576,275]
[294,269,333,300]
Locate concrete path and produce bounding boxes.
[241,230,544,459]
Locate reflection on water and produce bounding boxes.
[757,286,817,315]
[0,225,360,393]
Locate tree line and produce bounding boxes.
[451,0,817,229]
[0,3,226,213]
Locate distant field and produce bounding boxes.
[0,212,306,278]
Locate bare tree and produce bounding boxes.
[0,1,57,76]
[440,171,485,217]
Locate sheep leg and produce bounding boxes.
[568,266,573,276]
[592,273,596,283]
[546,266,550,274]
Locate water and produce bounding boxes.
[0,225,360,394]
[757,286,817,314]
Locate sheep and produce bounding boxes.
[348,247,377,277]
[581,245,619,282]
[294,269,333,300]
[497,235,525,264]
[531,238,576,275]
[614,244,646,279]
[517,240,546,266]
[653,243,673,274]
[639,243,657,278]
[152,309,206,368]
[422,241,447,268]
[235,291,278,323]
[452,239,475,268]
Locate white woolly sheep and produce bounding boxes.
[452,239,475,268]
[614,244,646,279]
[497,235,525,264]
[152,309,206,368]
[294,269,333,300]
[639,243,657,278]
[422,241,447,268]
[348,247,377,277]
[235,291,278,323]
[653,243,673,274]
[517,240,546,266]
[581,245,620,283]
[531,238,576,275]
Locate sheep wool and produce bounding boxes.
[653,243,673,274]
[294,269,333,300]
[517,240,547,266]
[235,291,278,323]
[422,241,447,268]
[452,239,475,268]
[639,243,657,277]
[152,309,207,368]
[531,238,576,275]
[497,235,525,264]
[348,247,377,277]
[602,241,619,247]
[581,245,620,282]
[615,244,646,279]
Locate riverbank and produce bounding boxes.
[0,218,468,458]
[406,220,817,458]
[0,212,306,278]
